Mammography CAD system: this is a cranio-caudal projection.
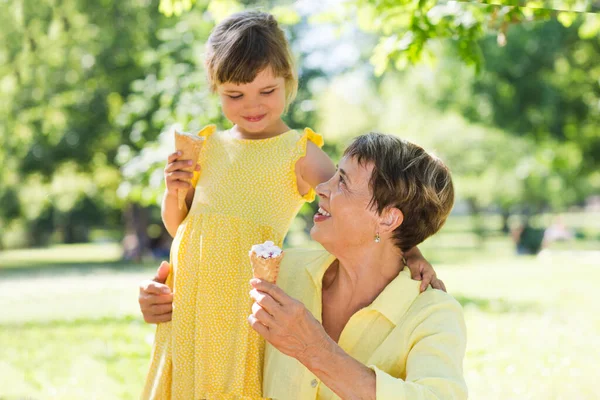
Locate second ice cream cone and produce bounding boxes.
[250,252,283,283]
[174,129,206,210]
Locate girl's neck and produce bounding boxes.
[230,119,290,140]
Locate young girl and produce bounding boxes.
[142,11,439,399]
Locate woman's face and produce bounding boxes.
[311,156,379,249]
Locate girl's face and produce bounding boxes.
[217,67,287,137]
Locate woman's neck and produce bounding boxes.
[323,244,405,316]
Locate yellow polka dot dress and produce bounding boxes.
[142,126,324,400]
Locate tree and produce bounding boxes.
[414,15,600,216]
[344,0,598,73]
[0,0,167,246]
[157,0,599,71]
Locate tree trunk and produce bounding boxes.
[122,203,151,262]
[467,197,486,248]
[63,222,90,244]
[501,209,510,235]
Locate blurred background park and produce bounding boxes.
[1,0,599,398]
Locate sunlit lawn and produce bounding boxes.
[1,227,599,399]
[0,317,153,400]
[0,244,156,400]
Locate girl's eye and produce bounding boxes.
[261,89,275,95]
[228,94,243,99]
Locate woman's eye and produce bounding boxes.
[261,89,275,95]
[228,94,243,99]
[338,175,345,186]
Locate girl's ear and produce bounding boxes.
[378,207,403,234]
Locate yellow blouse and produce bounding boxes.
[263,249,468,400]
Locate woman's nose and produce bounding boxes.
[315,182,329,198]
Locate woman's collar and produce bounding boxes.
[305,252,337,290]
[305,252,422,325]
[367,268,421,325]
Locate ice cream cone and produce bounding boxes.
[174,129,205,210]
[250,252,283,283]
[249,241,284,283]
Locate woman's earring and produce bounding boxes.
[374,232,381,243]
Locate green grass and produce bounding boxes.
[438,256,600,399]
[0,243,124,268]
[0,232,599,399]
[0,317,154,400]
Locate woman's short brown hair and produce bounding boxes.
[344,133,455,252]
[205,11,298,107]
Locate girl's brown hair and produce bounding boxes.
[205,11,298,107]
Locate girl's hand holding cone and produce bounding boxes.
[164,149,201,204]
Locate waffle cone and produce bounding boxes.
[174,129,205,210]
[250,252,283,283]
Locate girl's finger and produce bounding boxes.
[439,279,447,293]
[164,160,194,173]
[421,270,435,292]
[167,151,182,163]
[166,181,191,191]
[166,171,194,181]
[409,265,422,280]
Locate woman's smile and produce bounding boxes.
[314,206,332,222]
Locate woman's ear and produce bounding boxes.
[378,207,403,234]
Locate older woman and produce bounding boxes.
[140,133,466,399]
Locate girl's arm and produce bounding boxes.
[404,246,447,292]
[296,141,336,194]
[161,188,194,237]
[404,247,446,292]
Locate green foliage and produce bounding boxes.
[346,0,598,73]
[114,7,224,207]
[162,0,595,73]
[0,0,167,245]
[413,15,600,211]
[2,0,597,248]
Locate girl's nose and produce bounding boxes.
[243,95,263,109]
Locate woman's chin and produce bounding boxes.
[309,225,321,241]
[310,225,330,246]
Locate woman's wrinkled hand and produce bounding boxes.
[248,278,332,364]
[138,261,174,324]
